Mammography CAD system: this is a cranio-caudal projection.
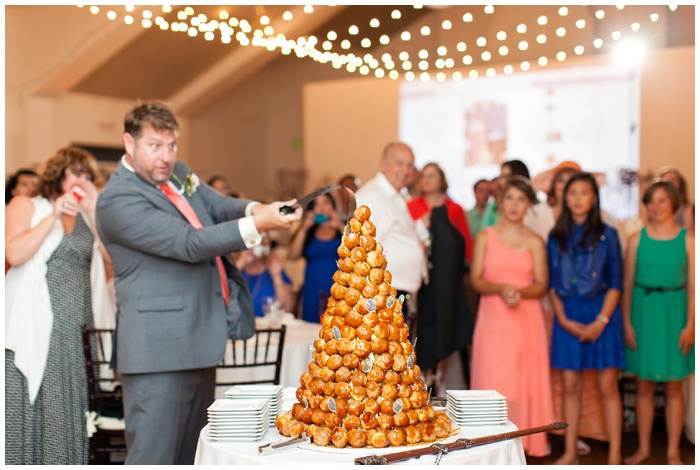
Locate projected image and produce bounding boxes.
[464,101,507,166]
[399,65,641,221]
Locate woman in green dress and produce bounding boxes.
[623,178,695,465]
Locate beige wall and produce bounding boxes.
[185,55,348,202]
[5,6,134,172]
[639,46,695,196]
[304,46,695,206]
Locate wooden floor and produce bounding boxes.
[526,418,695,465]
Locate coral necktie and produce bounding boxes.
[159,183,230,308]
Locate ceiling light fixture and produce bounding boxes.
[80,5,677,82]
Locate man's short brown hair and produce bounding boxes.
[124,101,180,139]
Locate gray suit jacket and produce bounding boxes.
[96,161,253,374]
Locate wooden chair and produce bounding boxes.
[81,325,127,464]
[216,326,287,395]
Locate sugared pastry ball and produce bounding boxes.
[338,258,354,273]
[292,403,305,421]
[344,287,361,306]
[369,429,389,448]
[369,268,384,284]
[332,427,348,448]
[377,413,393,431]
[325,412,341,429]
[360,412,378,430]
[361,220,376,237]
[342,352,359,369]
[362,282,379,298]
[313,426,332,447]
[349,273,367,291]
[345,311,363,328]
[343,415,360,430]
[275,411,292,436]
[418,422,437,442]
[338,338,353,355]
[348,218,362,234]
[405,425,422,444]
[354,205,371,222]
[347,429,367,448]
[366,250,383,268]
[290,420,305,438]
[337,245,351,259]
[352,261,370,277]
[340,324,355,341]
[350,247,367,263]
[360,234,376,252]
[388,428,406,447]
[311,409,327,425]
[434,412,452,438]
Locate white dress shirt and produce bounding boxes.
[356,172,425,293]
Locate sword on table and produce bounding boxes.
[354,422,568,465]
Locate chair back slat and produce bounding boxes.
[216,326,287,388]
[80,325,127,464]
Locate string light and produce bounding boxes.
[79,5,678,82]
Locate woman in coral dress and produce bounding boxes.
[470,175,553,457]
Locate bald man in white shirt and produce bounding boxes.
[356,142,426,336]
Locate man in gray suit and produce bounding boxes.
[95,102,301,464]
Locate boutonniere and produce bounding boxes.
[171,171,200,197]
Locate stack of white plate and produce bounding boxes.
[446,390,508,426]
[224,384,283,426]
[207,398,269,441]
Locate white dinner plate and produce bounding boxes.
[447,398,507,406]
[208,426,268,437]
[457,420,508,426]
[208,398,268,412]
[447,401,507,410]
[209,418,269,427]
[446,390,506,401]
[209,421,268,430]
[447,401,508,410]
[208,428,267,437]
[225,384,283,396]
[208,434,267,442]
[448,409,508,417]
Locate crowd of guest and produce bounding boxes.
[4,129,694,465]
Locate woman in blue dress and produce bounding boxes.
[238,238,293,318]
[547,173,626,465]
[288,193,344,323]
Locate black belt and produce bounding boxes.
[635,282,686,295]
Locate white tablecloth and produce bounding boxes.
[215,321,320,397]
[196,388,526,465]
[195,423,526,465]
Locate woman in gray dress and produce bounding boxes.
[5,147,110,464]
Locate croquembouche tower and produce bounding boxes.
[275,205,453,448]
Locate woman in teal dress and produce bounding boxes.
[623,178,695,465]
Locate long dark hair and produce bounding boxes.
[502,159,530,179]
[550,172,603,250]
[5,169,38,204]
[302,193,342,255]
